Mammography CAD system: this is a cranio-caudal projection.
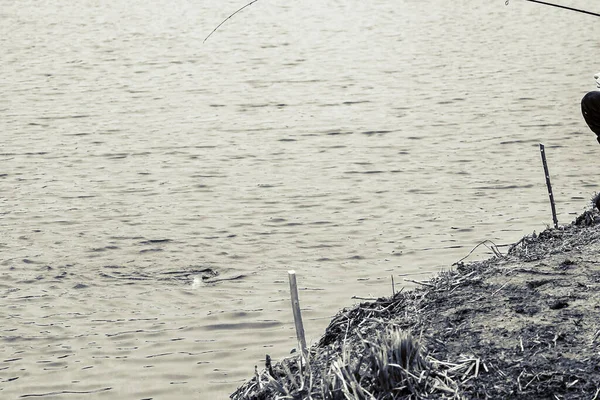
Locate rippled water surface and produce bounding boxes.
[2,0,600,398]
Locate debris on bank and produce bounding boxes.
[231,208,600,400]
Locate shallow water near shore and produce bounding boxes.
[2,0,600,398]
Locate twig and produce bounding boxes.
[453,240,503,265]
[517,369,525,391]
[519,336,524,352]
[591,329,600,345]
[254,365,262,389]
[204,0,260,43]
[343,317,352,348]
[566,379,579,388]
[404,279,435,288]
[524,373,540,389]
[265,354,274,378]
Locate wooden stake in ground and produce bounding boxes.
[539,143,558,229]
[288,270,307,356]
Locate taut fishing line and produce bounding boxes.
[506,0,600,18]
[204,0,260,43]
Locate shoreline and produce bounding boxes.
[231,206,600,399]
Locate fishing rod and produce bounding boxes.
[204,0,260,43]
[507,0,600,18]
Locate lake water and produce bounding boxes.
[2,0,600,398]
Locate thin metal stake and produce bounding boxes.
[539,143,558,229]
[288,270,307,357]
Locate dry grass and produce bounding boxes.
[232,327,480,400]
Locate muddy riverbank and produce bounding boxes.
[231,205,600,399]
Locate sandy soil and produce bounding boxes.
[231,207,600,399]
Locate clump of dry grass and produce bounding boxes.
[327,329,431,399]
[231,327,481,399]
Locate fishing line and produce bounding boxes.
[206,0,599,44]
[204,0,260,43]
[506,0,600,18]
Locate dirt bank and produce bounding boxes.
[231,207,600,399]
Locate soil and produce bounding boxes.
[231,208,600,399]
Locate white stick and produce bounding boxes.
[288,270,307,356]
